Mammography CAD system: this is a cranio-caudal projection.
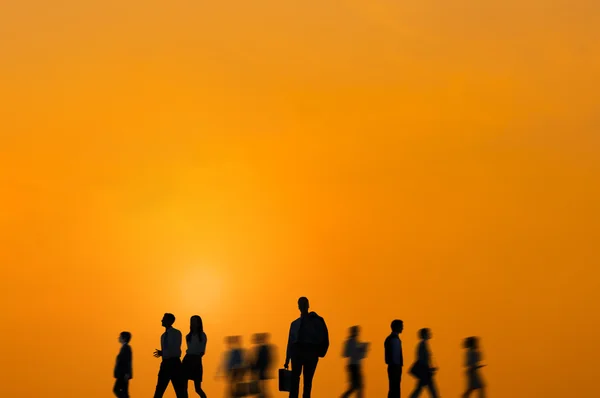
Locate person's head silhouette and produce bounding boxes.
[419,328,431,341]
[349,325,360,338]
[119,331,132,344]
[298,296,309,315]
[161,313,175,328]
[464,336,478,350]
[391,319,404,335]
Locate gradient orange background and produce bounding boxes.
[1,1,599,397]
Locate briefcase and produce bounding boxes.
[278,368,292,392]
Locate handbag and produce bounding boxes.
[278,368,293,392]
[409,362,424,378]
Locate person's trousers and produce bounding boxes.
[387,365,402,398]
[154,357,188,398]
[289,353,319,398]
[113,377,129,398]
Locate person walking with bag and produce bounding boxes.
[284,297,329,398]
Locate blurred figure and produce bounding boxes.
[183,315,208,398]
[251,333,275,398]
[408,328,438,398]
[384,320,404,398]
[217,336,246,398]
[284,297,330,398]
[113,331,133,398]
[462,337,486,398]
[153,313,188,398]
[341,326,369,398]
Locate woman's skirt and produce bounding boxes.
[182,354,204,381]
[467,369,483,389]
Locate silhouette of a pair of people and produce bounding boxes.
[284,297,329,398]
[217,333,275,397]
[152,313,208,398]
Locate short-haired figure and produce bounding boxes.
[462,337,486,398]
[113,331,133,398]
[341,326,369,398]
[153,313,188,398]
[182,315,208,398]
[408,328,438,398]
[384,320,404,398]
[284,297,329,398]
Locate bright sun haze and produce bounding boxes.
[1,1,599,397]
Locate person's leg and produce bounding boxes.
[301,356,319,398]
[341,365,355,398]
[355,365,363,398]
[388,366,400,398]
[154,363,171,398]
[121,379,130,398]
[409,380,424,398]
[427,379,438,398]
[113,379,122,397]
[194,379,208,398]
[462,388,473,398]
[478,386,486,398]
[289,357,303,398]
[174,360,189,398]
[387,366,394,398]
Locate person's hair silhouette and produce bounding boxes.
[182,315,208,398]
[462,337,486,398]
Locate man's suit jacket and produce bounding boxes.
[114,344,133,379]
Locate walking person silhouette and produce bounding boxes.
[216,335,246,398]
[384,320,404,398]
[462,337,486,398]
[284,297,329,398]
[182,315,208,398]
[251,333,275,398]
[340,326,369,398]
[113,331,132,398]
[153,313,188,398]
[408,328,438,398]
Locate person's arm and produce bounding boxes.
[175,330,183,355]
[342,340,349,358]
[200,334,207,357]
[321,318,330,354]
[391,339,401,365]
[285,322,294,367]
[124,346,132,379]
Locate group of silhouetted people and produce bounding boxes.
[113,296,486,398]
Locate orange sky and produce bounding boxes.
[1,1,599,397]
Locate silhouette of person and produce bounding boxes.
[408,328,438,398]
[182,315,208,398]
[341,326,369,398]
[284,296,329,398]
[251,333,275,398]
[113,331,133,398]
[153,313,188,398]
[462,337,486,398]
[384,320,404,398]
[217,336,246,398]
